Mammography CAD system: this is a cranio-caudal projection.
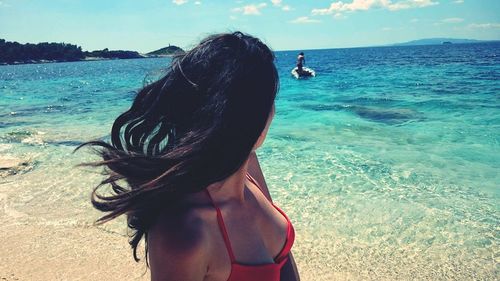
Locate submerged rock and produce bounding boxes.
[0,156,23,169]
[1,130,46,145]
[351,106,423,125]
[0,155,35,177]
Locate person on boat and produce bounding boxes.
[297,52,305,74]
[78,32,300,281]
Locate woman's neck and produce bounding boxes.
[206,159,250,204]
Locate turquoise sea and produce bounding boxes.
[1,42,499,280]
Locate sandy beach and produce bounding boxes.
[0,171,145,280]
[0,224,149,281]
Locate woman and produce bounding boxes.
[79,32,300,281]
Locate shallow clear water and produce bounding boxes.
[1,43,499,279]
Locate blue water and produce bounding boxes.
[1,43,499,280]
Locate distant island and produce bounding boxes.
[147,45,185,57]
[0,39,184,65]
[392,38,498,46]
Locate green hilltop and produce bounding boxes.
[147,45,184,57]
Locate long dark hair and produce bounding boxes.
[77,32,278,261]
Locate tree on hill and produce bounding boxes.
[84,48,143,59]
[0,39,84,63]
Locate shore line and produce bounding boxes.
[0,55,178,66]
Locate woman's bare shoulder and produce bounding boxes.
[148,204,212,280]
[148,202,208,252]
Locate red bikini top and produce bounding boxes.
[205,173,295,281]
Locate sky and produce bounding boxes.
[0,0,499,52]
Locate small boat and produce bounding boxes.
[291,67,315,79]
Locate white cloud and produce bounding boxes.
[311,0,438,16]
[270,0,292,11]
[410,18,419,23]
[312,0,374,15]
[441,17,463,23]
[453,0,464,3]
[172,0,188,5]
[290,16,321,24]
[387,0,438,11]
[194,1,201,5]
[230,15,238,20]
[468,23,500,29]
[233,3,268,15]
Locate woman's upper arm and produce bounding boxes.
[148,212,209,281]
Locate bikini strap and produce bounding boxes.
[245,173,260,190]
[204,189,236,263]
[246,173,272,203]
